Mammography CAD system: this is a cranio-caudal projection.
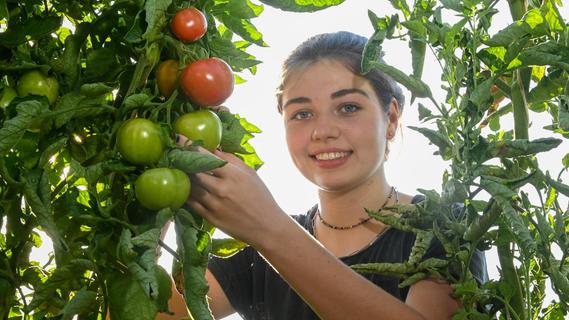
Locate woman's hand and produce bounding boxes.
[178,136,286,247]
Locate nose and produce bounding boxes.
[311,115,340,141]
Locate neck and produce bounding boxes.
[316,172,393,226]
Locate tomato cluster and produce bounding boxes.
[116,7,231,211]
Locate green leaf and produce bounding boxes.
[169,149,227,173]
[142,0,171,41]
[257,0,345,12]
[211,238,248,257]
[212,0,264,19]
[527,75,565,105]
[388,0,410,17]
[0,15,62,47]
[408,126,453,160]
[367,61,432,99]
[0,100,48,159]
[439,0,463,12]
[562,153,569,168]
[469,78,494,108]
[132,228,161,249]
[123,93,151,111]
[361,29,386,74]
[486,21,531,47]
[483,138,562,161]
[61,288,98,320]
[79,83,114,97]
[518,42,569,71]
[0,0,8,20]
[214,13,267,47]
[418,103,432,121]
[208,33,262,72]
[480,178,536,256]
[107,270,157,320]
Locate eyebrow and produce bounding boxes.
[282,88,370,110]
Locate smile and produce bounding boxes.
[313,151,351,161]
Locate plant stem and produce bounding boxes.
[498,224,526,320]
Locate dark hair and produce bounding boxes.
[276,31,405,114]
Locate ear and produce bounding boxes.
[386,98,400,140]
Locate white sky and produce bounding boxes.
[25,1,567,319]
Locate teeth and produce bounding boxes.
[315,152,349,160]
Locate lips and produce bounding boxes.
[310,149,352,169]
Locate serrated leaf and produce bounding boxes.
[212,0,264,18]
[361,29,386,74]
[169,149,227,174]
[61,288,98,320]
[0,15,62,47]
[132,228,161,249]
[257,0,344,12]
[215,13,267,47]
[211,238,248,257]
[418,103,432,121]
[408,126,453,160]
[107,270,157,320]
[142,0,171,40]
[0,100,48,155]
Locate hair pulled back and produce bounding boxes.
[276,31,405,115]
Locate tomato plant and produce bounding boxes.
[170,7,207,43]
[135,168,191,210]
[16,70,59,105]
[180,57,234,107]
[156,59,180,98]
[0,1,358,320]
[116,118,165,165]
[174,109,223,152]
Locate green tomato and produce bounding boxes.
[117,118,165,165]
[135,168,191,210]
[17,70,59,105]
[0,87,17,109]
[174,109,222,151]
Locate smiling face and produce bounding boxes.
[281,59,398,193]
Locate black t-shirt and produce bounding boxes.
[209,196,488,320]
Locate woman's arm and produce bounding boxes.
[186,150,459,320]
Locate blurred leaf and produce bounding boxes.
[107,270,157,320]
[0,15,62,47]
[418,103,432,121]
[212,0,264,19]
[215,13,267,47]
[61,288,98,320]
[211,238,248,257]
[486,21,531,47]
[257,0,344,12]
[0,100,48,155]
[362,29,386,74]
[559,96,569,131]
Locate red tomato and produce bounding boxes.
[170,8,207,43]
[180,58,234,107]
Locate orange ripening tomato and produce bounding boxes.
[156,60,180,98]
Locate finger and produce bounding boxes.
[209,105,230,113]
[176,134,198,151]
[214,150,250,170]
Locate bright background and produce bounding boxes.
[26,1,567,319]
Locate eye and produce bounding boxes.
[340,103,360,113]
[291,110,313,120]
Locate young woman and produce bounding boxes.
[173,31,487,320]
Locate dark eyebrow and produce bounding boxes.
[331,88,369,99]
[282,88,369,110]
[282,97,311,110]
